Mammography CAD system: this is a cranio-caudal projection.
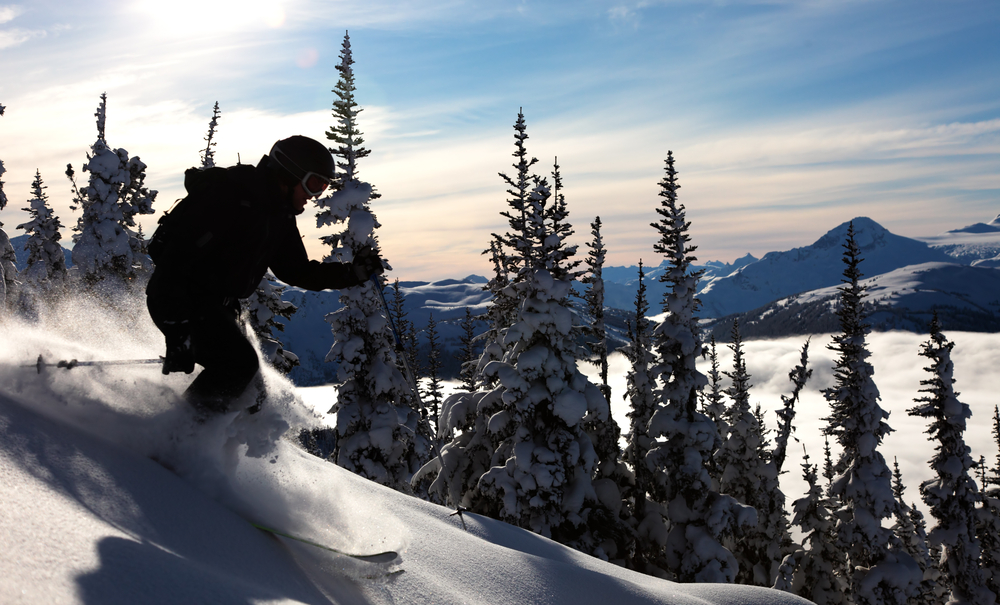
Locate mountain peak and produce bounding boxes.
[812,217,888,250]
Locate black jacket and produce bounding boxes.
[146,157,358,319]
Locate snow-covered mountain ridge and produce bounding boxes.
[687,217,955,319]
[705,261,1000,339]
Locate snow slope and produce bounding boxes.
[0,307,809,605]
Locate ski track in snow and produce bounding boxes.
[0,302,810,605]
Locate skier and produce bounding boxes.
[146,135,382,414]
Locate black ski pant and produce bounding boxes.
[149,296,259,409]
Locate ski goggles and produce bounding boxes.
[301,172,331,197]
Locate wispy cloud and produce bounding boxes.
[0,0,996,280]
[0,4,24,24]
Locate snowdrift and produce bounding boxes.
[0,302,810,604]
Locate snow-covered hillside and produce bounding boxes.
[0,309,810,605]
[705,261,1000,339]
[695,217,954,319]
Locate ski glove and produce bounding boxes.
[161,320,195,375]
[351,246,385,282]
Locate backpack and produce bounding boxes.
[147,167,227,264]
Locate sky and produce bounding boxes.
[1,0,998,281]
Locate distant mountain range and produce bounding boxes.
[704,261,1000,340]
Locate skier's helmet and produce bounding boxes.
[268,135,335,197]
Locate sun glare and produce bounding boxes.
[133,0,286,35]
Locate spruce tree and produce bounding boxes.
[908,317,994,605]
[70,93,157,293]
[718,318,787,586]
[16,170,68,303]
[0,101,18,309]
[823,222,920,605]
[777,449,850,604]
[472,106,539,389]
[621,260,665,570]
[423,312,444,431]
[319,33,432,491]
[701,335,727,439]
[645,153,750,582]
[582,215,610,403]
[389,279,420,382]
[456,307,480,392]
[977,407,1000,600]
[890,459,940,605]
[477,170,615,557]
[422,112,541,509]
[200,101,221,169]
[773,340,811,475]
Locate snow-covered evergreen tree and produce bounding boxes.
[773,340,811,475]
[582,215,610,403]
[0,102,6,212]
[423,312,444,431]
[718,318,787,586]
[823,222,921,605]
[389,279,421,382]
[244,273,299,374]
[200,102,220,169]
[476,170,615,556]
[777,449,850,604]
[621,260,667,571]
[645,153,752,582]
[823,436,836,493]
[456,306,480,392]
[908,317,994,605]
[701,335,727,441]
[0,101,17,310]
[419,112,540,510]
[16,170,68,303]
[318,33,432,491]
[891,459,940,605]
[70,93,157,293]
[0,214,16,313]
[978,406,1000,600]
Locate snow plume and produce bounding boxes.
[0,290,409,567]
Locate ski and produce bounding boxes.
[250,522,399,563]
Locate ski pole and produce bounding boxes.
[25,354,164,374]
